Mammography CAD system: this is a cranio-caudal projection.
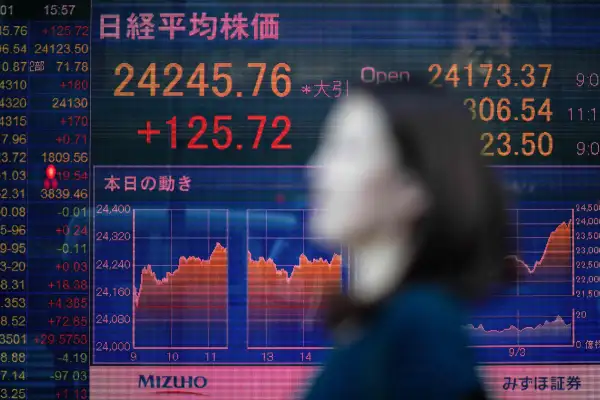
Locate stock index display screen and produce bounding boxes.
[1,0,600,399]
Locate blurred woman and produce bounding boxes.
[304,78,516,399]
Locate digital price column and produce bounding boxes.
[0,2,92,399]
[425,62,557,162]
[0,4,29,400]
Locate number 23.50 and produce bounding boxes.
[480,132,553,157]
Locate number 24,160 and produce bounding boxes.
[166,115,291,150]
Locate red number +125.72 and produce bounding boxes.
[165,115,291,150]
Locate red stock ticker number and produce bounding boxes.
[114,62,291,97]
[138,115,292,150]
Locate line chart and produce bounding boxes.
[92,165,600,365]
[246,209,348,349]
[504,209,573,297]
[132,209,229,350]
[466,310,575,348]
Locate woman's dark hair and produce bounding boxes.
[325,76,517,328]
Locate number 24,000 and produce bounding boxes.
[165,115,291,150]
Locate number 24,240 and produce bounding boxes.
[166,115,291,150]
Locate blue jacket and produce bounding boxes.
[304,284,486,399]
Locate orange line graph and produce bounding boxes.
[465,315,571,335]
[464,310,576,348]
[134,243,227,316]
[512,221,572,275]
[247,252,342,320]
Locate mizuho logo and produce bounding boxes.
[138,375,208,396]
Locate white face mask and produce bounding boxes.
[308,91,429,303]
